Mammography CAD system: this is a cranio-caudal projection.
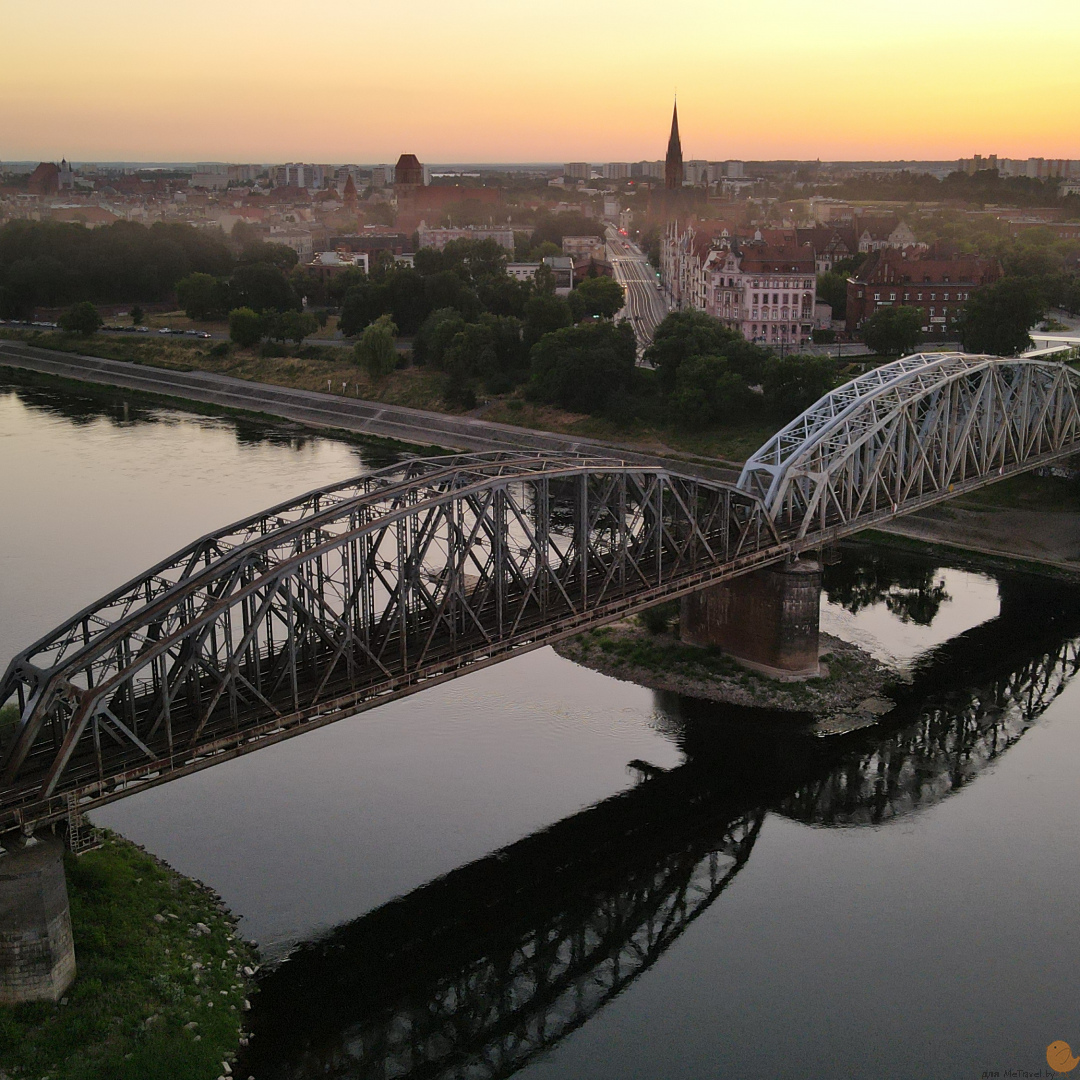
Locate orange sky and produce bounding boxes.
[3,0,1079,163]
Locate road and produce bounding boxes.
[606,227,669,354]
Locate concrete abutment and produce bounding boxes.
[681,559,822,679]
[0,836,76,1004]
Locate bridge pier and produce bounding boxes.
[0,836,76,1004]
[681,559,822,680]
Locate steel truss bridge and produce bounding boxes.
[3,353,1080,835]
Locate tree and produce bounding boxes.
[355,314,399,378]
[59,301,102,336]
[228,306,263,347]
[229,262,298,314]
[528,320,636,414]
[268,309,318,344]
[412,307,468,368]
[238,241,299,271]
[176,272,231,321]
[762,355,837,421]
[130,305,144,326]
[816,271,848,319]
[569,276,625,320]
[383,268,430,333]
[670,356,756,429]
[645,310,767,393]
[959,277,1046,356]
[339,281,388,336]
[424,270,481,320]
[523,292,572,347]
[862,305,923,356]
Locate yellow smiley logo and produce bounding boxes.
[1048,1041,1080,1073]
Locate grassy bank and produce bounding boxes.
[0,832,257,1080]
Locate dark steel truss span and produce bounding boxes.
[0,453,783,834]
[739,354,1080,538]
[5,355,1080,835]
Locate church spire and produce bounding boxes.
[664,98,683,190]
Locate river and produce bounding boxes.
[2,375,1079,1080]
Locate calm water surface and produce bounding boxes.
[2,377,1079,1080]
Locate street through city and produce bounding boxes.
[607,226,669,354]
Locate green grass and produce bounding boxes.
[0,832,256,1080]
[952,470,1080,512]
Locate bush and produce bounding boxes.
[58,301,102,336]
[812,327,835,345]
[208,341,230,357]
[228,306,263,347]
[640,601,678,634]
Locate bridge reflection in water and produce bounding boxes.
[239,558,1080,1080]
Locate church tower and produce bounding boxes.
[664,99,683,190]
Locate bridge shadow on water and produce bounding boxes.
[238,558,1080,1080]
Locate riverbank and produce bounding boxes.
[0,832,258,1080]
[553,617,900,734]
[0,330,749,474]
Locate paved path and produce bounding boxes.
[0,340,741,483]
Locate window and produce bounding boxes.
[889,292,896,301]
[930,292,936,300]
[753,293,759,305]
[874,292,880,301]
[903,292,910,300]
[773,294,779,304]
[917,292,923,300]
[944,293,950,301]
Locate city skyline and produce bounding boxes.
[3,0,1079,163]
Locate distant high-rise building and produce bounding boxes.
[664,99,683,190]
[564,162,590,181]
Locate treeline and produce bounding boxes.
[0,219,299,319]
[636,311,837,429]
[510,308,837,430]
[826,170,1080,209]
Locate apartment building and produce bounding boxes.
[846,249,1002,338]
[704,240,817,347]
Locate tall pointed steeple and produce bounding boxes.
[664,98,683,190]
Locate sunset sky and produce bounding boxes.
[3,0,1079,164]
